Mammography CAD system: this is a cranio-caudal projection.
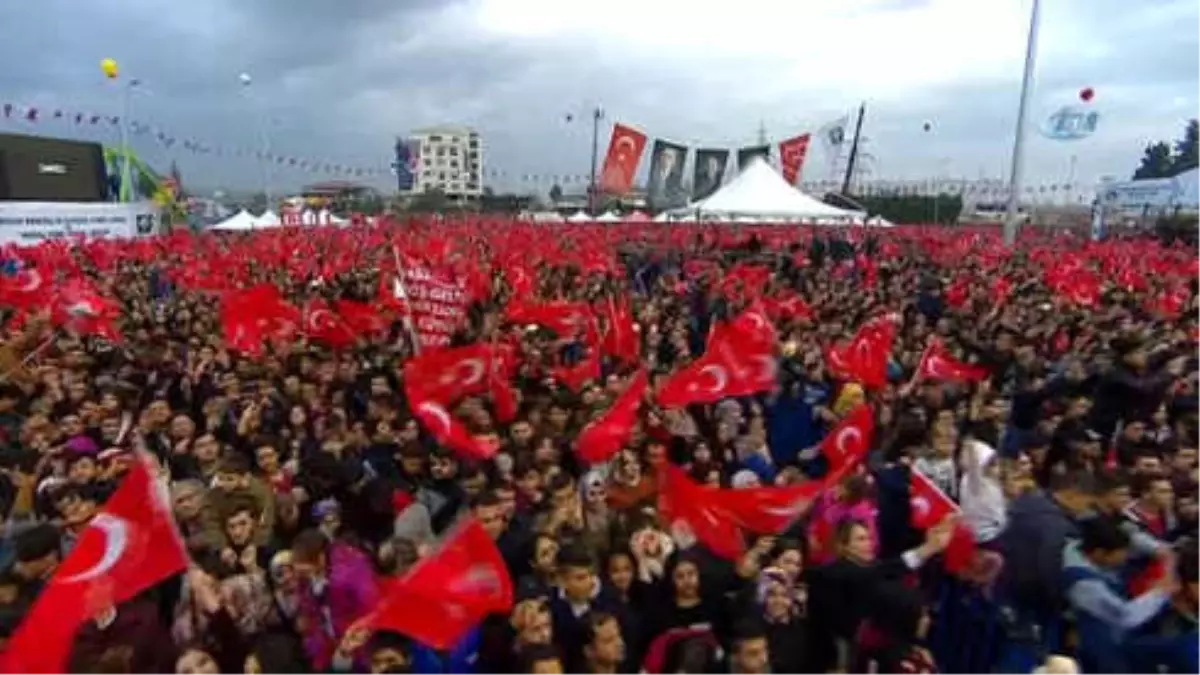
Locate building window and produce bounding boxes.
[428,135,442,142]
[436,147,446,157]
[449,147,459,156]
[438,172,446,181]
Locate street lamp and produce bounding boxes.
[1003,0,1042,245]
[240,72,273,210]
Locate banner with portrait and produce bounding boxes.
[691,149,729,201]
[646,140,689,210]
[737,145,771,171]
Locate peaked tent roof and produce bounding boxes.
[566,211,592,223]
[673,157,863,221]
[596,211,621,222]
[211,210,260,231]
[256,210,282,228]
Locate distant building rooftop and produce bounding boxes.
[302,181,372,196]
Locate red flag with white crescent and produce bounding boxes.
[600,123,648,194]
[0,457,187,673]
[370,519,513,650]
[915,338,989,384]
[576,370,648,465]
[819,404,874,474]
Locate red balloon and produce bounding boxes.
[1079,87,1095,103]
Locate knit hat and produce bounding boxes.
[731,469,760,489]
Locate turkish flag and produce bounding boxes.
[778,133,811,185]
[51,281,122,342]
[334,299,389,337]
[718,481,823,535]
[303,299,359,349]
[657,311,777,408]
[825,315,895,390]
[599,298,640,365]
[408,390,495,462]
[371,519,513,650]
[551,349,602,393]
[909,469,976,573]
[599,123,648,194]
[577,370,648,465]
[658,464,746,560]
[819,404,874,474]
[915,338,989,384]
[403,343,495,404]
[1,456,188,673]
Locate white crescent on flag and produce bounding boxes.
[60,514,128,583]
[696,364,729,394]
[834,427,863,457]
[417,401,452,435]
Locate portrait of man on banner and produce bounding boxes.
[737,145,771,171]
[692,149,729,201]
[647,140,688,210]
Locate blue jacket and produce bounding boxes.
[1062,542,1171,674]
[410,627,481,674]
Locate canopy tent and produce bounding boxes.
[626,210,651,222]
[256,210,282,228]
[211,210,259,232]
[595,211,621,222]
[667,157,864,223]
[566,211,592,223]
[529,211,565,223]
[320,209,348,225]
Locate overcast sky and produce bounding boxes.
[2,0,1196,196]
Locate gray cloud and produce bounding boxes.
[1,0,1195,197]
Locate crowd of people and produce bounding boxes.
[0,219,1193,674]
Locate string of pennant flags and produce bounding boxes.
[0,100,1091,200]
[0,101,391,178]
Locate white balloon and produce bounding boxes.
[239,73,252,86]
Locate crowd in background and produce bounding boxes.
[0,221,1194,674]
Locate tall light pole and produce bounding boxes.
[588,107,604,214]
[240,72,273,210]
[1003,0,1042,246]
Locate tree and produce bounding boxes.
[1132,119,1198,179]
[548,184,564,204]
[408,187,449,213]
[1133,141,1174,180]
[1171,119,1198,175]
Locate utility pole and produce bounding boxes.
[840,102,866,195]
[1003,0,1041,246]
[588,106,604,214]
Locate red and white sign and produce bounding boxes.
[402,266,468,349]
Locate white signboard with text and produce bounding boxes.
[0,201,159,246]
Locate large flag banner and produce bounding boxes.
[779,133,812,185]
[400,265,469,349]
[692,149,729,201]
[599,123,648,194]
[819,116,849,148]
[646,140,689,210]
[737,145,770,171]
[394,138,418,191]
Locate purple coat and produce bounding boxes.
[296,540,381,669]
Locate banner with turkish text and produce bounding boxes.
[599,123,648,194]
[737,145,771,171]
[692,149,729,201]
[402,265,468,349]
[646,139,689,210]
[779,133,811,185]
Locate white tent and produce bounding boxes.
[671,157,864,223]
[256,210,282,228]
[566,211,592,223]
[211,210,260,231]
[529,211,565,223]
[596,211,621,222]
[319,209,348,225]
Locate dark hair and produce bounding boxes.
[250,631,311,674]
[547,471,574,494]
[368,630,413,658]
[516,644,562,672]
[1131,471,1171,499]
[556,543,595,572]
[581,610,618,648]
[217,451,251,476]
[1094,469,1129,495]
[731,618,768,648]
[221,495,261,524]
[1049,469,1097,496]
[471,490,503,511]
[1176,539,1198,583]
[1078,516,1131,554]
[290,529,330,564]
[14,523,61,563]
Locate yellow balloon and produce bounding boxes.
[100,58,119,79]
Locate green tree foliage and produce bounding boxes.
[407,188,450,213]
[1134,141,1175,180]
[1133,119,1198,179]
[852,193,963,225]
[548,184,564,204]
